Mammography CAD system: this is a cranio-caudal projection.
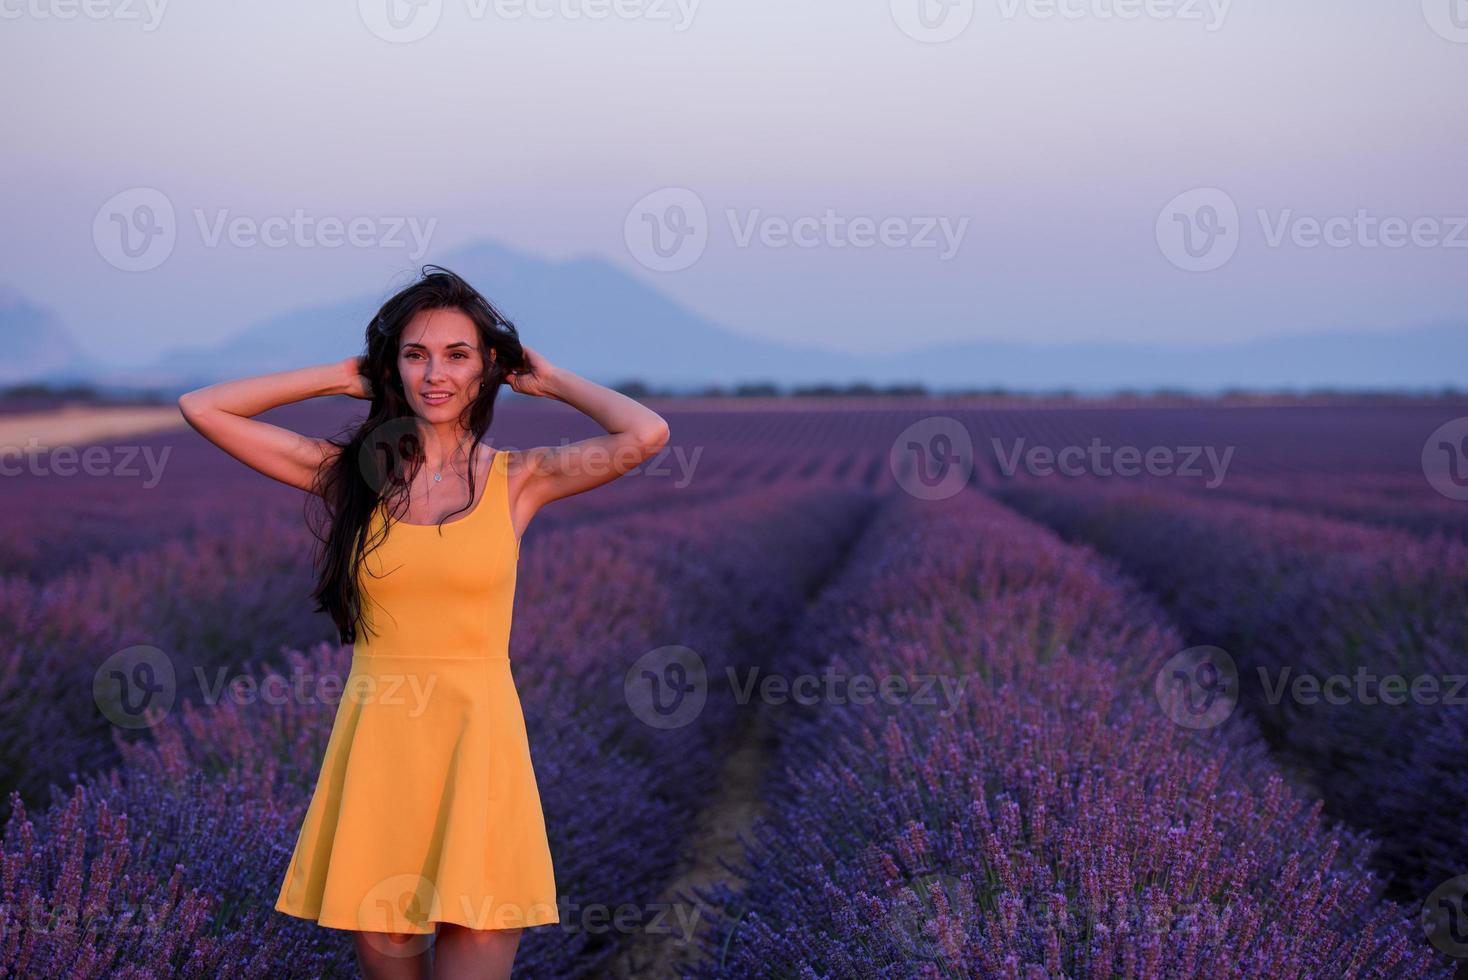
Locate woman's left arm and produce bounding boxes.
[505,345,671,514]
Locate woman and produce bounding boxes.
[177,265,670,979]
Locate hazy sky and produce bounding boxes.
[3,0,1466,368]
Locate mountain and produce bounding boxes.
[141,239,1468,392]
[897,321,1468,393]
[8,243,1468,393]
[138,241,875,391]
[0,287,101,386]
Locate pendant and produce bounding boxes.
[433,472,442,482]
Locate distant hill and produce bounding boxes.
[9,242,1468,393]
[0,287,101,386]
[135,241,871,391]
[898,320,1468,393]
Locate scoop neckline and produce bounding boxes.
[383,447,501,529]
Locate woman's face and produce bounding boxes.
[397,307,493,418]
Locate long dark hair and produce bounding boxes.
[308,264,526,645]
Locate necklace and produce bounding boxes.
[428,436,475,484]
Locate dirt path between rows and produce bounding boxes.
[609,709,772,979]
[0,404,187,450]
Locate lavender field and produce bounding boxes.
[5,394,1468,978]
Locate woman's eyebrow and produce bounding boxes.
[401,341,475,351]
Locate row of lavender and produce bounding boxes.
[0,451,751,806]
[689,490,1444,977]
[1177,473,1468,541]
[0,394,738,584]
[506,483,876,974]
[16,397,1458,584]
[998,482,1468,904]
[0,506,332,804]
[1,482,874,977]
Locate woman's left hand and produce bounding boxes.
[505,343,558,399]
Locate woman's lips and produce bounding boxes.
[423,392,452,404]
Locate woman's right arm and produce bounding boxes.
[177,357,369,496]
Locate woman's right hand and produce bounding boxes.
[340,356,373,399]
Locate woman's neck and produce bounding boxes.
[420,426,476,473]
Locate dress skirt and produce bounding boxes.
[273,651,559,933]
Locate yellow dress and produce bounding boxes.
[274,449,559,934]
